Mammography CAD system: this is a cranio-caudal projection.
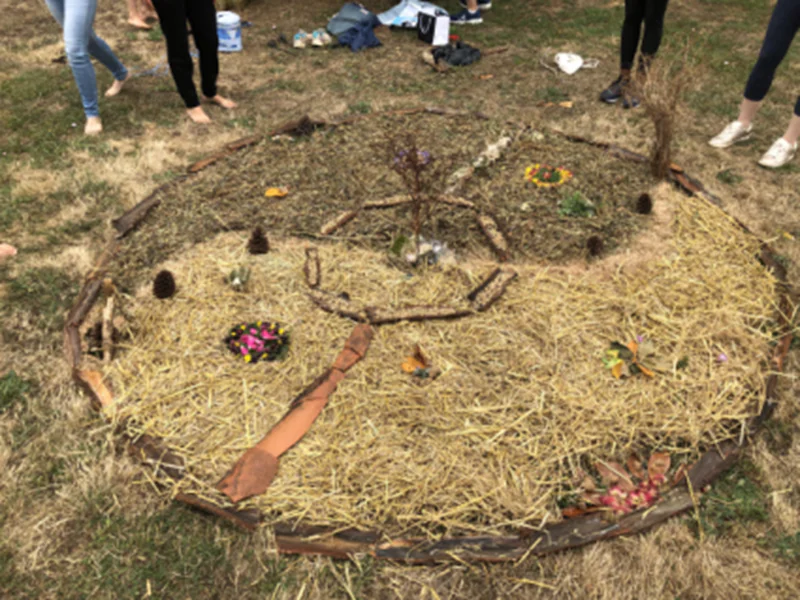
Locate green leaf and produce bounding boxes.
[390,234,409,256]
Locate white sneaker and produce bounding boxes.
[709,121,752,148]
[758,137,798,169]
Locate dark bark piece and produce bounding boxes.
[67,278,103,328]
[365,305,474,325]
[187,136,262,173]
[112,179,187,238]
[128,433,186,480]
[320,210,359,236]
[307,289,367,322]
[175,493,262,532]
[476,214,510,261]
[270,115,326,137]
[471,268,518,312]
[303,248,321,289]
[64,325,83,370]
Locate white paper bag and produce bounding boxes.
[418,9,450,46]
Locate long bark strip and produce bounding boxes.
[217,325,373,504]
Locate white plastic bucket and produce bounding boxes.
[217,11,242,53]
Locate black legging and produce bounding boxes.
[620,0,670,71]
[744,0,800,117]
[150,0,218,108]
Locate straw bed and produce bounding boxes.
[107,189,779,537]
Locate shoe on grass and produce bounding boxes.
[311,29,332,47]
[758,137,797,168]
[709,121,753,148]
[451,9,483,24]
[293,30,310,48]
[459,0,492,9]
[600,76,627,104]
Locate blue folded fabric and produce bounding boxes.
[338,15,381,52]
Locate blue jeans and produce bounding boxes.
[45,0,128,118]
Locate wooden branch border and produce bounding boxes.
[64,125,795,563]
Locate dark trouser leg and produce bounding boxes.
[187,0,219,99]
[640,0,669,67]
[151,0,200,108]
[744,0,800,103]
[620,0,646,71]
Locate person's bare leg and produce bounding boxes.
[783,114,800,145]
[84,116,103,135]
[0,243,17,258]
[104,71,132,97]
[203,94,237,109]
[187,106,212,124]
[127,0,152,29]
[736,98,761,127]
[467,0,478,9]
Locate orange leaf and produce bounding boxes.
[401,356,425,373]
[626,340,638,354]
[265,186,289,198]
[611,361,624,379]
[636,362,655,378]
[648,452,671,479]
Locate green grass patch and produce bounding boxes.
[4,267,79,333]
[716,168,743,185]
[762,531,800,566]
[694,460,769,537]
[349,100,372,114]
[0,371,31,415]
[61,506,289,599]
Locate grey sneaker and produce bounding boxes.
[709,121,753,148]
[758,137,797,168]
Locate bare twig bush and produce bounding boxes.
[632,43,700,179]
[384,133,453,249]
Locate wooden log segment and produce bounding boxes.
[476,213,510,261]
[469,267,518,312]
[319,209,359,236]
[303,248,321,289]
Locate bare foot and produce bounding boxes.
[127,16,152,30]
[0,243,17,259]
[85,117,103,135]
[204,94,238,109]
[105,72,131,97]
[187,106,212,124]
